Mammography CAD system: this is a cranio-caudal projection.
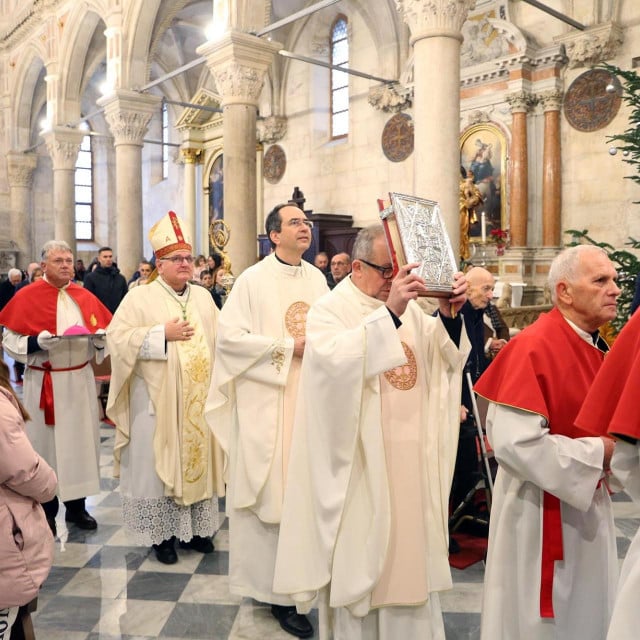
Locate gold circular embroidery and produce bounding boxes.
[383,341,417,390]
[285,301,310,338]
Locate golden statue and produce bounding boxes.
[208,219,233,274]
[459,168,484,262]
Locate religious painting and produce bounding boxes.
[208,153,224,256]
[459,123,507,240]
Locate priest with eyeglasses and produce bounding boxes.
[106,211,224,565]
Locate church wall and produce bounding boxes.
[263,5,413,228]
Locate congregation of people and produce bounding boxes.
[1,203,639,640]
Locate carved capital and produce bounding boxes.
[197,31,281,106]
[257,116,288,144]
[368,83,414,113]
[506,91,537,114]
[180,147,203,164]
[395,0,475,40]
[98,90,161,146]
[555,22,624,69]
[42,127,85,170]
[538,89,563,112]
[6,152,38,188]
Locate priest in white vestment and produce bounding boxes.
[208,203,328,638]
[273,225,470,640]
[0,240,112,535]
[107,212,224,565]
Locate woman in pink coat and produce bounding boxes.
[0,358,57,637]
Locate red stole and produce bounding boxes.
[0,278,112,335]
[474,307,605,618]
[576,308,640,441]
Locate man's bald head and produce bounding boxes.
[466,266,495,310]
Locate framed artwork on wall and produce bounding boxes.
[459,123,507,240]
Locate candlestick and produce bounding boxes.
[481,212,486,243]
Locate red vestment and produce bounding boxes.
[576,308,640,441]
[474,307,606,618]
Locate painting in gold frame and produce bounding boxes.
[459,123,507,239]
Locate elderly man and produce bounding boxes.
[0,241,111,534]
[209,203,328,638]
[0,268,24,309]
[273,224,470,639]
[474,245,620,640]
[107,212,223,565]
[327,252,351,289]
[450,267,510,529]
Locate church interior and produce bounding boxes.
[1,0,640,638]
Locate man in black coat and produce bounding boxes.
[83,247,128,313]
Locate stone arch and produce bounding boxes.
[11,48,47,150]
[122,0,163,88]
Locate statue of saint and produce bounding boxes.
[459,167,483,262]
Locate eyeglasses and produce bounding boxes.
[161,255,194,264]
[359,259,394,279]
[286,218,313,229]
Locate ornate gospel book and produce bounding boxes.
[378,193,457,298]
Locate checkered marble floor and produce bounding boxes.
[25,422,640,640]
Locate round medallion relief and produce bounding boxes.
[564,69,622,132]
[381,113,414,162]
[263,144,286,184]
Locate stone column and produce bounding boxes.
[98,90,160,279]
[506,91,535,248]
[396,0,475,253]
[198,31,280,274]
[180,146,203,249]
[42,127,85,255]
[6,152,38,265]
[539,90,563,248]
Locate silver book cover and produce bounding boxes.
[381,193,457,297]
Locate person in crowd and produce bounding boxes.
[107,211,223,565]
[326,252,351,289]
[0,240,111,535]
[15,263,40,292]
[449,266,509,541]
[272,224,470,638]
[0,358,57,636]
[83,246,128,313]
[30,267,43,282]
[208,203,328,638]
[75,259,87,282]
[0,268,26,382]
[313,251,329,272]
[474,244,620,640]
[0,269,24,310]
[128,261,153,290]
[574,295,640,639]
[194,254,208,279]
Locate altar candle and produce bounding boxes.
[481,211,486,243]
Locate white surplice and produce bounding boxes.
[3,289,103,502]
[207,254,329,604]
[273,276,470,638]
[480,403,617,640]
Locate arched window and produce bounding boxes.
[330,16,349,138]
[75,122,93,240]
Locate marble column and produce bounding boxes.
[6,152,38,265]
[539,90,563,248]
[42,127,86,256]
[98,90,160,279]
[197,31,280,275]
[396,0,475,253]
[180,146,202,249]
[506,91,535,248]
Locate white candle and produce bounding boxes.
[481,211,486,243]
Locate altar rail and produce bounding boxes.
[499,304,553,330]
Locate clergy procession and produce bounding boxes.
[0,204,635,640]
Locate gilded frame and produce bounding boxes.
[459,123,507,239]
